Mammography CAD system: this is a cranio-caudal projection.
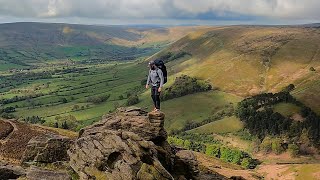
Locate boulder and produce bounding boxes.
[26,166,71,180]
[68,107,224,180]
[68,107,173,180]
[0,164,26,179]
[174,150,200,179]
[22,134,73,164]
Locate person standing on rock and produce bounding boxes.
[146,60,164,112]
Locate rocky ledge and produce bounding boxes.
[0,107,226,179]
[68,107,224,180]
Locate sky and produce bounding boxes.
[0,0,319,25]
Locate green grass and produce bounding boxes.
[4,61,148,129]
[188,116,243,134]
[273,103,301,117]
[280,164,320,180]
[137,90,242,132]
[0,61,27,71]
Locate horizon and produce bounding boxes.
[0,21,319,27]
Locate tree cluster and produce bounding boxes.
[161,75,212,101]
[236,91,320,146]
[87,94,110,104]
[168,133,258,169]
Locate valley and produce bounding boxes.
[0,22,320,179]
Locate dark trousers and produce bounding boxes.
[151,86,161,109]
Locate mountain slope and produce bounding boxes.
[150,26,320,113]
[0,22,201,66]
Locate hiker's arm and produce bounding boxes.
[146,72,151,88]
[158,69,164,87]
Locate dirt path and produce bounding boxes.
[0,119,18,144]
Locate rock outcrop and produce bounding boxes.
[0,163,26,180]
[174,150,200,179]
[22,134,73,164]
[26,166,71,180]
[68,107,225,180]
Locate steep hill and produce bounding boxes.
[0,22,201,66]
[150,26,320,113]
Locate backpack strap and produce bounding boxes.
[156,68,161,77]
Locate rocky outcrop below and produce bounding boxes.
[22,134,73,164]
[0,107,227,179]
[0,120,74,180]
[68,107,225,180]
[68,107,173,179]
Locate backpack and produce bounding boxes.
[154,59,167,84]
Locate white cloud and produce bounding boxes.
[0,0,319,24]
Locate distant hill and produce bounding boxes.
[150,26,320,114]
[0,22,201,66]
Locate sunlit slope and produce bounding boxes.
[151,26,320,97]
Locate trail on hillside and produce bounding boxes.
[0,120,17,144]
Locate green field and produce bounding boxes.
[137,90,242,132]
[0,61,147,129]
[0,60,28,71]
[188,116,243,134]
[273,103,302,117]
[1,58,243,132]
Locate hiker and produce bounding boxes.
[146,60,164,111]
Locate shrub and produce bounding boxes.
[23,116,45,124]
[126,95,139,106]
[310,67,316,71]
[260,137,272,153]
[87,94,110,104]
[271,138,285,155]
[241,158,251,169]
[54,115,78,130]
[205,144,220,158]
[288,144,299,157]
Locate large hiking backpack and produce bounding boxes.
[154,59,167,84]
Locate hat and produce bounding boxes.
[148,60,155,65]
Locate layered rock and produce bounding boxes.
[26,166,71,180]
[22,133,73,164]
[68,107,175,180]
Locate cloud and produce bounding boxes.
[0,0,319,24]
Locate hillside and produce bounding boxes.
[150,26,320,113]
[0,24,320,179]
[0,22,201,67]
[0,119,76,164]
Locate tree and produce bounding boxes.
[288,144,299,157]
[241,158,251,169]
[54,121,59,128]
[271,138,285,155]
[260,137,272,153]
[62,121,69,129]
[118,95,124,100]
[205,144,220,158]
[113,102,120,110]
[72,105,80,111]
[60,98,68,103]
[126,95,139,106]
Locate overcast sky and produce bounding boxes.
[0,0,319,25]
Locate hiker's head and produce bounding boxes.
[148,61,156,70]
